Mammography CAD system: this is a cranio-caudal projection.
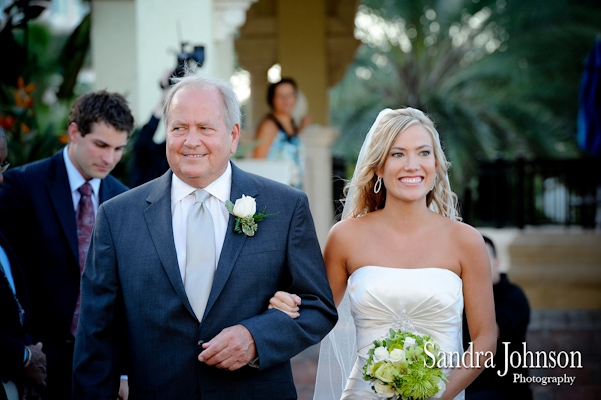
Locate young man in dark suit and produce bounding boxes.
[0,92,134,399]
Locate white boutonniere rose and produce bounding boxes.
[225,195,277,237]
[232,195,257,218]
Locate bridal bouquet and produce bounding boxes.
[362,329,448,400]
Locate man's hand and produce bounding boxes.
[198,325,257,371]
[118,377,129,400]
[24,342,46,387]
[21,384,42,400]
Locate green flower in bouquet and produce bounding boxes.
[373,362,397,384]
[403,339,424,364]
[396,359,446,400]
[362,329,448,400]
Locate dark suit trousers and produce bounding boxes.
[44,339,74,399]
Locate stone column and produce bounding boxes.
[301,125,340,247]
[237,1,360,130]
[245,63,272,134]
[91,0,211,122]
[91,0,138,113]
[213,0,258,80]
[136,0,212,122]
[91,0,255,124]
[276,0,328,125]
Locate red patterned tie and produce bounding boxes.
[70,182,95,337]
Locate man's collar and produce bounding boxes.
[171,162,232,204]
[63,146,101,195]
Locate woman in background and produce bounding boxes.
[253,78,310,190]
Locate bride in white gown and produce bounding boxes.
[270,108,496,400]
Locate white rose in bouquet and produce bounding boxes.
[387,348,406,363]
[373,380,395,398]
[373,346,389,363]
[403,336,416,349]
[432,377,447,398]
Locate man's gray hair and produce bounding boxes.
[163,71,241,132]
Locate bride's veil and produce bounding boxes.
[313,109,392,400]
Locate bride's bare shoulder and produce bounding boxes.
[328,211,380,242]
[444,218,485,250]
[427,213,483,248]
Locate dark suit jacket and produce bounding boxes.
[0,230,30,385]
[73,162,337,400]
[0,150,128,344]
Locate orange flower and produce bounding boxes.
[59,134,69,144]
[20,122,31,135]
[0,115,16,130]
[15,76,36,109]
[17,76,36,93]
[15,91,24,108]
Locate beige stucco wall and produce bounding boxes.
[277,0,329,126]
[91,0,214,124]
[91,1,138,108]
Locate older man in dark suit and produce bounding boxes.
[0,92,134,399]
[73,72,337,399]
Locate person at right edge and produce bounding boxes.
[463,235,532,400]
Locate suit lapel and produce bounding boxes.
[201,163,258,324]
[46,152,79,263]
[99,177,119,203]
[143,171,194,316]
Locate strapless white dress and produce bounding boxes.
[341,266,465,400]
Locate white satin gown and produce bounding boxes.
[341,266,465,400]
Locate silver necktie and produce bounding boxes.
[185,189,216,321]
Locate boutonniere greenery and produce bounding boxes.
[225,195,277,237]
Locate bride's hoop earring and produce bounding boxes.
[374,176,382,194]
[430,173,438,192]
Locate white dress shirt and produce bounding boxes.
[171,162,232,282]
[63,146,101,215]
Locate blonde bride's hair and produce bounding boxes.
[343,107,460,220]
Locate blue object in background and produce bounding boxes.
[578,39,601,155]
